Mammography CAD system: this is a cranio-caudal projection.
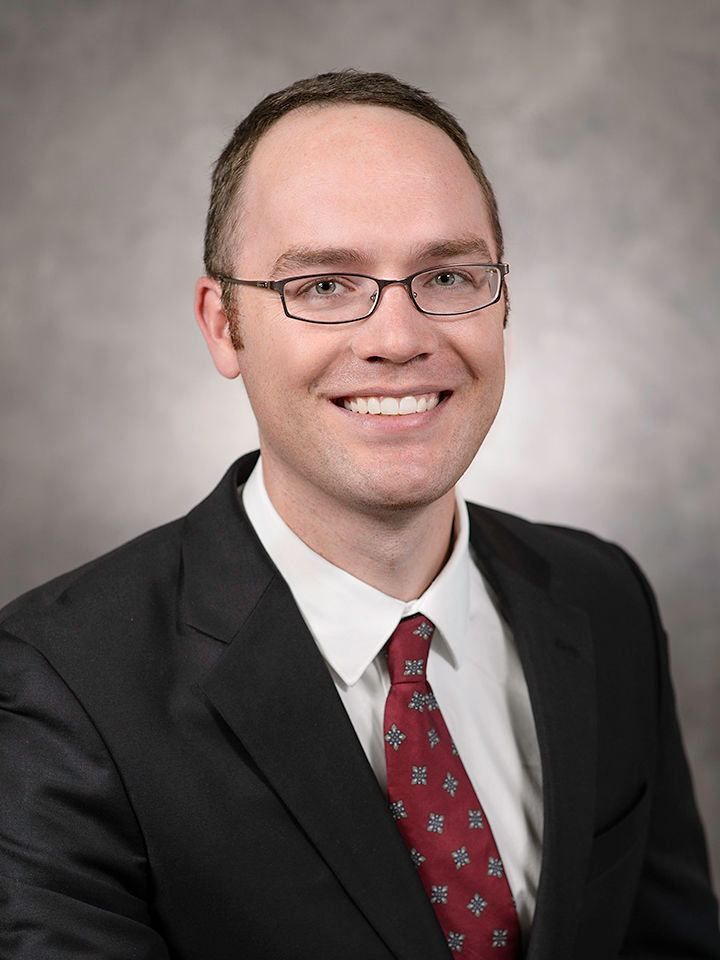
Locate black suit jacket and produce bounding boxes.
[1,452,718,959]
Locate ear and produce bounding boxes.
[194,276,241,379]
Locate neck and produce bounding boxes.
[262,469,457,602]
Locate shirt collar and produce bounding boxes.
[242,457,469,686]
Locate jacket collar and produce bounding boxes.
[178,451,271,644]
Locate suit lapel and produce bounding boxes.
[469,507,597,959]
[200,576,449,960]
[181,455,449,960]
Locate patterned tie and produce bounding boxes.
[384,614,520,957]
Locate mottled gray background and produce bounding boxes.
[2,0,719,893]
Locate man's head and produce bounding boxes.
[195,71,507,532]
[203,70,504,328]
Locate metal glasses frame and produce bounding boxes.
[213,263,509,325]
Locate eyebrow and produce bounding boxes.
[270,247,366,277]
[410,237,494,264]
[269,235,495,279]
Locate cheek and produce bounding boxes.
[236,320,341,409]
[457,323,505,382]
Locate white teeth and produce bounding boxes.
[341,393,441,415]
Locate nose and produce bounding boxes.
[350,282,439,364]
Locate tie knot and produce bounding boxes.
[386,614,435,684]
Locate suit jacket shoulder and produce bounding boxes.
[466,499,663,647]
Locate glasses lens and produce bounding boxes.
[412,265,501,315]
[283,274,379,323]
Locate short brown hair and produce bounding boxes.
[203,69,504,286]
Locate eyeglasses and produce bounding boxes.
[214,263,509,325]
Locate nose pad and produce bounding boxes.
[370,279,418,314]
[352,281,437,363]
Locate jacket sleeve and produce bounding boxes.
[615,552,720,958]
[0,631,171,959]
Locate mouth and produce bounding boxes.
[334,392,450,415]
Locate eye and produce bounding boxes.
[292,275,355,299]
[432,271,459,287]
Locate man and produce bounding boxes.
[0,70,718,959]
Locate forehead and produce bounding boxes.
[236,104,493,271]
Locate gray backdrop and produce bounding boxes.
[2,0,719,894]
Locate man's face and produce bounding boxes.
[223,104,506,521]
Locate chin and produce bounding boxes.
[345,468,459,517]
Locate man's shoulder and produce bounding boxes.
[467,500,623,559]
[465,500,657,615]
[0,452,265,676]
[0,454,260,645]
[467,501,616,555]
[0,515,186,645]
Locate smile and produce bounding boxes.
[338,393,444,415]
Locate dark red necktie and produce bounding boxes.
[384,614,520,957]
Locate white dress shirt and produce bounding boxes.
[242,459,543,939]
